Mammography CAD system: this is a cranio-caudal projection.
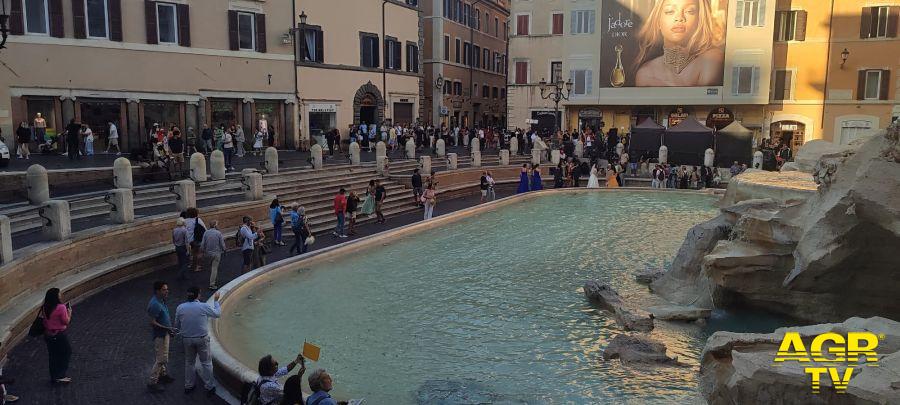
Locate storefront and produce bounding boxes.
[393,101,414,126]
[307,102,337,147]
[577,109,602,132]
[79,99,124,152]
[143,101,183,138]
[255,100,284,147]
[210,99,239,130]
[24,97,59,143]
[530,110,560,134]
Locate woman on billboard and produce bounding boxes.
[633,0,725,87]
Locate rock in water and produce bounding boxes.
[634,267,665,284]
[603,334,678,365]
[647,305,712,321]
[700,317,900,404]
[584,280,654,332]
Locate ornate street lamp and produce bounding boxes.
[538,77,573,133]
[840,48,850,69]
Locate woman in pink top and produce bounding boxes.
[41,288,72,384]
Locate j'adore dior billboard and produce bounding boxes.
[600,0,728,88]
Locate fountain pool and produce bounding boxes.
[215,190,788,404]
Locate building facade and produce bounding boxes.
[295,0,423,147]
[508,0,899,147]
[0,0,298,151]
[422,0,509,128]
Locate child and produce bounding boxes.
[253,130,265,155]
[83,125,94,156]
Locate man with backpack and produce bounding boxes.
[289,204,310,256]
[238,216,259,274]
[184,208,206,272]
[244,353,305,405]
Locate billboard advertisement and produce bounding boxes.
[600,0,728,88]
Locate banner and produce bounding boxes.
[600,0,728,88]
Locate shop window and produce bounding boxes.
[26,98,57,137]
[736,0,765,28]
[360,33,379,68]
[143,101,181,135]
[210,100,237,130]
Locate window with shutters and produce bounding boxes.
[156,3,177,44]
[360,33,379,68]
[492,87,499,99]
[516,14,529,35]
[774,10,805,41]
[474,45,481,68]
[299,25,323,63]
[385,37,401,70]
[84,0,108,38]
[571,69,592,96]
[515,61,529,84]
[863,70,883,100]
[443,35,450,61]
[482,48,489,70]
[772,70,793,100]
[455,38,460,63]
[495,17,499,36]
[23,0,49,35]
[571,10,595,35]
[482,85,489,98]
[237,12,256,50]
[443,80,451,95]
[551,13,563,35]
[861,6,897,38]
[463,4,469,27]
[406,43,419,73]
[732,66,760,95]
[550,61,562,84]
[453,81,462,96]
[736,0,765,28]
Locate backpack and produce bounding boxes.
[235,227,246,247]
[240,380,262,405]
[193,219,206,242]
[656,169,665,181]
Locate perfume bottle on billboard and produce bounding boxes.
[611,44,626,87]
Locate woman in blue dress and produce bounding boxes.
[530,164,543,191]
[516,163,531,193]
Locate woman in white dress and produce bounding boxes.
[586,164,601,188]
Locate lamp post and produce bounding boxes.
[538,77,573,133]
[840,48,850,69]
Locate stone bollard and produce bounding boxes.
[500,149,510,165]
[574,140,584,158]
[616,142,624,157]
[659,146,668,165]
[113,157,133,189]
[265,147,279,174]
[190,152,207,182]
[376,156,388,176]
[510,137,519,155]
[376,141,387,160]
[209,150,226,180]
[106,188,134,224]
[406,138,416,159]
[471,137,480,152]
[310,144,324,169]
[349,142,361,165]
[753,151,763,169]
[436,139,446,157]
[532,149,542,165]
[40,200,71,241]
[447,153,458,170]
[172,180,196,213]
[0,215,11,265]
[26,164,49,205]
[704,148,715,168]
[551,149,561,165]
[472,151,482,167]
[243,172,263,201]
[420,156,432,175]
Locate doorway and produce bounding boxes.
[80,100,122,152]
[769,121,805,151]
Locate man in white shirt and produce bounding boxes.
[106,122,121,155]
[174,287,221,396]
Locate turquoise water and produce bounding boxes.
[221,191,787,404]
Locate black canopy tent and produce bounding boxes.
[628,117,664,162]
[715,121,754,167]
[663,117,713,166]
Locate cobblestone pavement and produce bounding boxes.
[1,186,516,405]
